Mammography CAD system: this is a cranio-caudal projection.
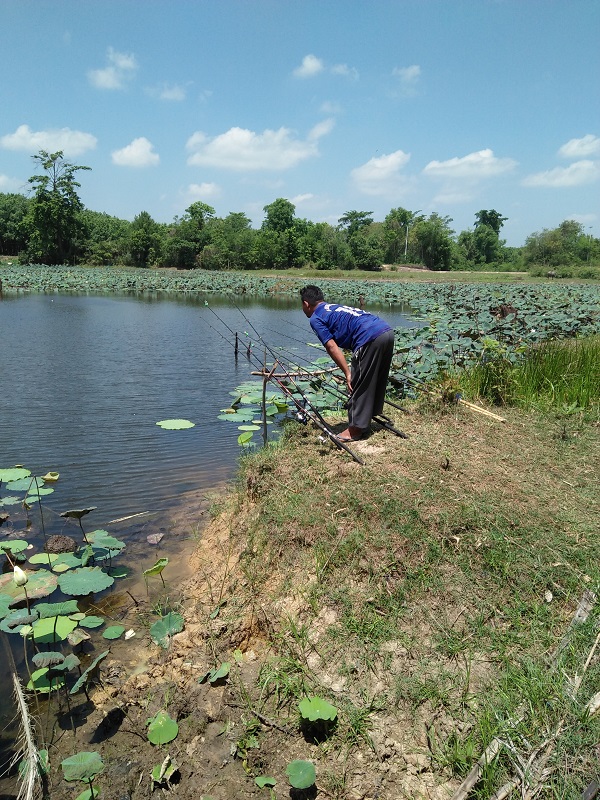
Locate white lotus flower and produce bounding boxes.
[13,565,28,586]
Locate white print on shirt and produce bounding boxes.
[323,304,369,318]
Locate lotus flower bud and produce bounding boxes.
[13,565,28,586]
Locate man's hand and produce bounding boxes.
[324,338,352,393]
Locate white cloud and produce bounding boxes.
[186,125,329,171]
[0,124,97,156]
[293,54,324,78]
[0,173,22,191]
[558,134,600,159]
[88,46,138,90]
[522,160,600,187]
[351,150,412,196]
[392,64,421,96]
[111,137,159,167]
[186,182,221,199]
[147,82,186,101]
[331,63,359,80]
[308,118,335,141]
[423,149,517,179]
[291,193,314,205]
[320,100,342,115]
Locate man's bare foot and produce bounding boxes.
[335,426,365,442]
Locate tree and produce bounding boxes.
[383,207,423,262]
[337,210,373,238]
[23,150,91,264]
[413,213,454,270]
[262,198,295,233]
[127,211,163,268]
[259,198,298,268]
[81,210,130,265]
[474,209,507,235]
[0,193,30,255]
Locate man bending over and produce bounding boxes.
[300,285,394,442]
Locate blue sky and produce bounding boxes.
[1,0,599,247]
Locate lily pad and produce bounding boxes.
[60,507,97,521]
[0,569,58,604]
[286,760,316,790]
[32,615,78,643]
[102,625,125,640]
[41,472,60,482]
[27,667,65,694]
[29,553,61,565]
[58,567,114,596]
[0,468,31,484]
[68,628,91,647]
[143,557,169,579]
[35,600,80,619]
[0,540,30,555]
[61,752,104,783]
[147,711,179,745]
[32,651,65,669]
[299,696,338,722]
[150,612,184,648]
[78,615,105,629]
[70,650,109,695]
[2,477,34,492]
[156,419,195,429]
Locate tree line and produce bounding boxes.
[0,151,598,273]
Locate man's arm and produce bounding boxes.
[324,338,352,392]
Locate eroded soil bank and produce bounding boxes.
[13,399,600,799]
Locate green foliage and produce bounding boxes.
[57,567,114,596]
[150,611,184,647]
[146,710,179,745]
[286,759,316,789]
[60,751,104,782]
[298,696,338,722]
[23,150,91,265]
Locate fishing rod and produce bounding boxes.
[202,302,365,464]
[231,301,410,439]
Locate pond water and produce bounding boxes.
[0,291,414,784]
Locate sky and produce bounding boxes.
[1,0,599,248]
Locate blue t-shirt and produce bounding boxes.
[309,303,391,351]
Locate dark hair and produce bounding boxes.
[300,285,324,305]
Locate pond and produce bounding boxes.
[0,290,415,778]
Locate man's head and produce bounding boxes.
[300,285,324,317]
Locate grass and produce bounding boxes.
[226,381,599,796]
[459,335,600,417]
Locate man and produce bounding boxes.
[300,285,394,442]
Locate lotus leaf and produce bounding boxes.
[0,610,39,633]
[75,787,99,800]
[35,600,80,619]
[299,696,338,722]
[255,776,277,788]
[27,667,65,694]
[238,424,261,431]
[146,711,179,745]
[61,751,104,782]
[29,553,60,565]
[78,615,105,629]
[32,651,65,669]
[1,496,21,505]
[2,478,34,492]
[102,625,125,640]
[60,507,97,520]
[90,534,125,551]
[0,594,13,619]
[286,760,316,790]
[25,487,54,500]
[107,565,130,578]
[32,615,78,643]
[209,662,230,683]
[70,650,109,695]
[151,759,177,785]
[143,557,169,578]
[0,539,30,554]
[150,612,184,648]
[0,468,31,483]
[156,419,195,429]
[58,567,114,596]
[0,569,58,603]
[58,653,81,672]
[53,553,83,570]
[237,431,254,445]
